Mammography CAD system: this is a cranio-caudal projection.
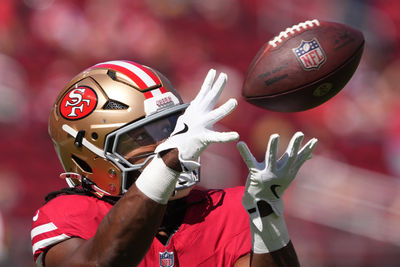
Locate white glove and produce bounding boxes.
[155,69,239,171]
[238,131,317,232]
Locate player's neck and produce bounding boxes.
[156,197,188,245]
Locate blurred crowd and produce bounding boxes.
[0,0,399,266]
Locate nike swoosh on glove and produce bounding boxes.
[155,69,239,171]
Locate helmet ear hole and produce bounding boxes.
[91,132,99,140]
[71,154,93,173]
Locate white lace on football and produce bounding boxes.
[269,19,320,48]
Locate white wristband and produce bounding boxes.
[250,213,290,254]
[135,155,180,204]
[155,139,201,172]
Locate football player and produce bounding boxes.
[31,60,317,266]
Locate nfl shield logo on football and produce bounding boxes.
[159,250,174,267]
[292,38,326,70]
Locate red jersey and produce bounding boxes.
[31,186,251,267]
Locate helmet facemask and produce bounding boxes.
[104,103,199,194]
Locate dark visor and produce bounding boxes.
[115,113,180,164]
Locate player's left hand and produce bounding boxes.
[237,132,317,231]
[155,69,239,171]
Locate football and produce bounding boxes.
[242,19,364,112]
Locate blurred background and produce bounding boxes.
[0,0,399,266]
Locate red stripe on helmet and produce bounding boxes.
[143,91,153,99]
[91,63,149,89]
[122,60,162,86]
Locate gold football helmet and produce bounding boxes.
[49,60,198,197]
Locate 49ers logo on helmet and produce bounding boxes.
[60,86,97,120]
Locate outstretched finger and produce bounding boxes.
[206,98,237,126]
[237,141,258,169]
[207,131,239,144]
[285,132,304,167]
[266,134,280,172]
[192,69,216,105]
[204,72,227,110]
[293,138,318,172]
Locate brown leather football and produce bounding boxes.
[242,19,364,112]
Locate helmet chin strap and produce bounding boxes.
[59,172,112,197]
[59,172,81,188]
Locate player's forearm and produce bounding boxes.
[249,219,300,267]
[247,201,299,267]
[87,184,166,266]
[251,241,300,267]
[83,150,181,266]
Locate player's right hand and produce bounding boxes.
[155,69,239,171]
[237,132,317,231]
